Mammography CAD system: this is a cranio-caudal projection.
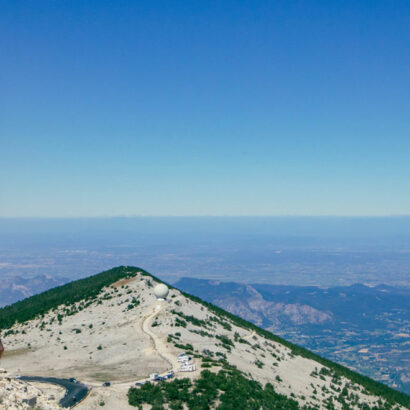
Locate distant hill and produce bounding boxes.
[175,277,410,395]
[0,274,69,308]
[0,266,409,409]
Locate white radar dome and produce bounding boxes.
[154,283,169,299]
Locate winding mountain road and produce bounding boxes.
[19,303,181,408]
[141,302,179,374]
[20,376,89,408]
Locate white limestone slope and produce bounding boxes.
[0,270,406,409]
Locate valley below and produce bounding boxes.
[176,278,410,396]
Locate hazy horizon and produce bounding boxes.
[1,216,409,287]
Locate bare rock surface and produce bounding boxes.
[0,368,60,409]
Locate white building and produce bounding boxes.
[179,363,196,372]
[177,353,191,363]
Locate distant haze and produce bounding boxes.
[0,217,409,287]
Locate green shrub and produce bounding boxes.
[128,369,299,409]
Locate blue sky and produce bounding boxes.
[1,1,409,217]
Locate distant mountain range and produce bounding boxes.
[175,278,410,395]
[0,274,68,307]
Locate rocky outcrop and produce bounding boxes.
[0,369,60,410]
[214,284,332,329]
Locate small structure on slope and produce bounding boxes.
[179,362,196,372]
[154,284,169,300]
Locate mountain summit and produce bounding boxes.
[0,267,408,409]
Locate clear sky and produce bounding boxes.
[1,1,409,217]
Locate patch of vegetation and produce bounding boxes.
[171,310,208,328]
[127,297,140,310]
[202,349,214,358]
[320,367,332,377]
[173,342,194,352]
[215,334,234,351]
[167,333,181,343]
[233,332,250,345]
[191,323,212,334]
[174,318,187,328]
[255,359,264,368]
[215,352,227,360]
[128,369,300,409]
[209,315,232,331]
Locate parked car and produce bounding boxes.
[103,382,111,387]
[150,373,159,380]
[135,382,143,386]
[165,371,174,379]
[69,378,78,383]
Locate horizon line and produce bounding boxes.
[1,214,410,219]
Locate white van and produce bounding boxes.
[179,363,196,372]
[177,355,191,363]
